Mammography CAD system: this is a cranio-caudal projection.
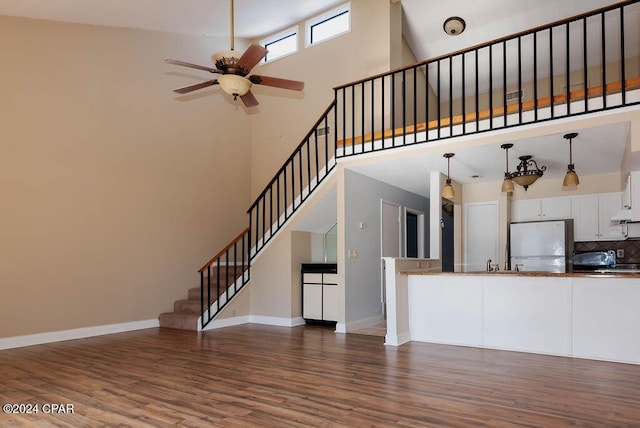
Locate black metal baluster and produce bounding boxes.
[361,83,365,152]
[462,53,466,134]
[550,27,555,117]
[233,242,237,293]
[475,51,479,131]
[371,78,375,146]
[413,66,417,143]
[489,46,493,129]
[305,137,311,199]
[402,69,407,146]
[200,270,205,329]
[566,22,570,115]
[449,56,453,136]
[381,76,385,147]
[314,129,319,189]
[261,196,265,248]
[518,36,522,124]
[620,5,626,105]
[582,17,588,113]
[216,259,221,312]
[225,250,229,305]
[425,64,430,141]
[351,84,355,154]
[391,72,396,147]
[276,176,280,227]
[534,31,538,121]
[503,40,507,126]
[602,11,607,108]
[437,59,441,138]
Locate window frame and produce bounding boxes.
[259,26,299,64]
[305,2,351,47]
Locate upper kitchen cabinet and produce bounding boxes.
[511,196,572,222]
[572,193,624,241]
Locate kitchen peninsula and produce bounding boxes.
[383,258,640,365]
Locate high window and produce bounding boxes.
[306,3,351,47]
[260,27,298,63]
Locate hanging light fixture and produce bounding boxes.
[501,143,514,193]
[510,155,546,191]
[442,153,455,199]
[562,132,580,187]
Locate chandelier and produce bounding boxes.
[508,155,546,191]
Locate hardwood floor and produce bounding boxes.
[1,325,640,427]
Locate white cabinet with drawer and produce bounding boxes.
[302,265,338,322]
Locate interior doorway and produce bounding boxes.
[404,208,425,258]
[441,201,454,271]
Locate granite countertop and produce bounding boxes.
[401,270,640,278]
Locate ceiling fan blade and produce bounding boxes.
[173,80,218,94]
[165,59,221,74]
[250,75,305,91]
[237,44,268,74]
[240,90,259,108]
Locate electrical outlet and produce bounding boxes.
[617,249,625,258]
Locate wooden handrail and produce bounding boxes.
[337,76,640,147]
[198,227,250,273]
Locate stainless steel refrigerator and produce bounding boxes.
[509,219,574,273]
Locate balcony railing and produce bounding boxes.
[334,0,639,156]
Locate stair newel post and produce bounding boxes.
[200,270,205,329]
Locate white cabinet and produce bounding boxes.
[572,193,624,241]
[302,265,338,322]
[511,196,572,222]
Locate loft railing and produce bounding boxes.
[198,1,639,328]
[334,0,639,156]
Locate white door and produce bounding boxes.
[464,202,498,272]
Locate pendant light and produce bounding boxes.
[510,155,546,191]
[501,143,514,193]
[442,153,455,199]
[562,132,580,187]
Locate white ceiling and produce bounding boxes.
[348,122,630,197]
[0,0,634,200]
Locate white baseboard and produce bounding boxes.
[250,315,306,327]
[200,315,251,331]
[0,319,160,350]
[201,315,305,331]
[335,323,347,333]
[385,331,411,347]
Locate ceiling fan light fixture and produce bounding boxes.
[218,74,252,98]
[443,16,466,36]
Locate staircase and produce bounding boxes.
[159,264,248,330]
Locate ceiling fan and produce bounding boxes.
[164,0,304,108]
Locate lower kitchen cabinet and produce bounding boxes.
[301,263,338,323]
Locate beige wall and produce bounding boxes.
[0,17,251,337]
[248,0,394,199]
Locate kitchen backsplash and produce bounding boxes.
[574,240,640,264]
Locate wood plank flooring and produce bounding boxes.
[1,324,640,427]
